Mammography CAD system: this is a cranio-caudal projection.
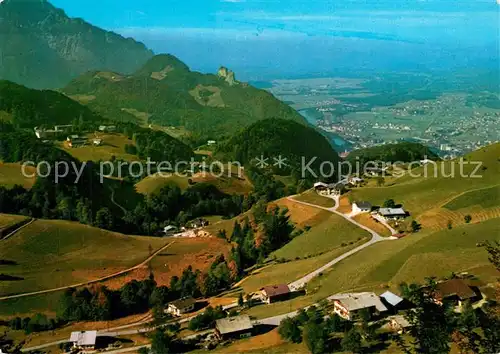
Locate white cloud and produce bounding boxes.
[221,0,245,2]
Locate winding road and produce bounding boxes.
[20,191,398,352]
[287,193,396,290]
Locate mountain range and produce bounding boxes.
[0,0,153,89]
[63,54,307,141]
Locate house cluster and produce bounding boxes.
[162,218,210,236]
[34,124,73,139]
[350,200,408,222]
[329,278,481,333]
[313,182,346,196]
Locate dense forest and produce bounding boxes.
[0,80,103,128]
[216,118,341,181]
[346,142,439,165]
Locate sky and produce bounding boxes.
[50,0,499,80]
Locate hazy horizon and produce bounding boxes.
[49,0,499,81]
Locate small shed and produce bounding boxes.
[389,315,412,334]
[215,315,254,340]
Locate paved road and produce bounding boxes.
[21,192,397,352]
[287,193,396,290]
[1,241,176,301]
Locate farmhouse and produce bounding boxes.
[314,182,346,196]
[432,279,479,307]
[377,207,407,220]
[332,292,388,321]
[69,330,97,350]
[260,284,291,304]
[167,297,196,316]
[215,315,254,340]
[352,201,372,213]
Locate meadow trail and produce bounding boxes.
[0,240,176,301]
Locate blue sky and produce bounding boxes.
[50,0,499,79]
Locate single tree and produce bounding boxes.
[342,327,363,353]
[150,328,173,354]
[238,293,244,307]
[411,220,421,233]
[447,220,453,230]
[303,321,328,354]
[278,317,302,343]
[464,215,472,224]
[383,199,396,208]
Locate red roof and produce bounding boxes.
[261,284,290,297]
[434,279,476,301]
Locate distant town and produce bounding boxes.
[267,78,500,157]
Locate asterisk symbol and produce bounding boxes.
[273,155,288,168]
[255,155,269,169]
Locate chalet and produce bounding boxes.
[215,315,254,340]
[69,330,97,350]
[260,284,291,304]
[167,297,196,316]
[352,201,372,213]
[163,225,178,235]
[332,292,387,321]
[432,279,479,307]
[388,315,412,334]
[377,207,407,220]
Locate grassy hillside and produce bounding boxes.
[349,143,500,217]
[0,163,36,189]
[0,214,28,233]
[0,80,103,128]
[0,219,168,296]
[63,54,306,139]
[215,118,340,179]
[135,172,253,196]
[346,142,439,164]
[58,133,140,163]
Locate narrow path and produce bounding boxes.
[0,241,176,301]
[109,186,127,214]
[287,193,396,290]
[1,218,35,240]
